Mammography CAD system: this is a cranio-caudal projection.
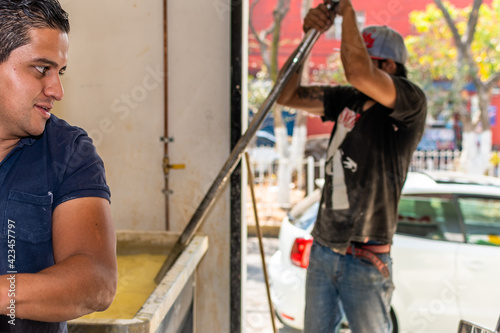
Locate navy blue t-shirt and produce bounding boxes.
[0,114,110,332]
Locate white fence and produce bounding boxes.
[410,150,462,172]
[248,149,489,196]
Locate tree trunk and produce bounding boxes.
[290,111,308,188]
[271,0,293,207]
[477,87,492,174]
[275,123,291,206]
[434,0,496,175]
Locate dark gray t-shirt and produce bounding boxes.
[311,76,427,251]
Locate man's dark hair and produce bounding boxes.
[0,0,70,63]
[394,62,407,78]
[376,59,408,79]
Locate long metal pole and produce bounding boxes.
[244,152,278,333]
[155,1,337,283]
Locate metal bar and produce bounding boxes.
[244,152,278,333]
[229,0,243,331]
[155,1,337,283]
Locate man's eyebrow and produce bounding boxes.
[32,58,67,71]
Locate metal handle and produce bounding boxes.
[326,0,340,11]
[154,0,337,284]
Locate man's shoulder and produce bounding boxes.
[43,114,92,148]
[41,115,96,160]
[392,76,425,96]
[45,114,87,137]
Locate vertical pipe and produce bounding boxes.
[230,0,243,331]
[163,0,169,230]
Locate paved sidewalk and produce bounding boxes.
[244,184,306,332]
[244,237,301,333]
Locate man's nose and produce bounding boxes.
[44,74,64,101]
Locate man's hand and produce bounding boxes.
[303,3,334,33]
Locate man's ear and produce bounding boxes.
[383,59,397,75]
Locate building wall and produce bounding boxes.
[54,0,166,231]
[54,0,234,332]
[249,0,500,145]
[249,0,493,69]
[167,1,232,331]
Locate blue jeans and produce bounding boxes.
[304,240,394,333]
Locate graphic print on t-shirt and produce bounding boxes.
[324,107,358,210]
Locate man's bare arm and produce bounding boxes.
[338,0,397,108]
[276,4,335,115]
[0,197,117,322]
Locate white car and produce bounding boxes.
[268,171,500,333]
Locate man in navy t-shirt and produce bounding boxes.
[0,1,117,332]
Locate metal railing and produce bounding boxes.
[410,149,462,172]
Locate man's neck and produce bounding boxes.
[0,138,21,162]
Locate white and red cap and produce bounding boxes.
[362,25,407,64]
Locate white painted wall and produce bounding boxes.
[53,0,235,332]
[54,0,166,231]
[167,1,232,332]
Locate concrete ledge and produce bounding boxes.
[247,224,281,238]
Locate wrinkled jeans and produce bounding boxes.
[304,240,394,333]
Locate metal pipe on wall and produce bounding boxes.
[163,0,169,230]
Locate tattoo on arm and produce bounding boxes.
[297,86,325,102]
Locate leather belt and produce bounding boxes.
[346,243,391,278]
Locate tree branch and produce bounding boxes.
[485,71,500,90]
[249,0,277,71]
[434,0,463,49]
[465,0,482,45]
[249,0,262,44]
[434,0,481,90]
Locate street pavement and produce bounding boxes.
[244,236,301,333]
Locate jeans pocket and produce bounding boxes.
[4,190,53,244]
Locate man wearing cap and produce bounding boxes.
[277,0,426,332]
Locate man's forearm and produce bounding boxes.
[340,3,371,79]
[0,253,116,322]
[276,57,306,107]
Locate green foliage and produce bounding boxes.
[308,52,348,85]
[407,0,500,82]
[248,72,273,113]
[405,0,500,123]
[474,2,500,78]
[407,3,458,81]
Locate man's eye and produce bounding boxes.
[35,66,48,75]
